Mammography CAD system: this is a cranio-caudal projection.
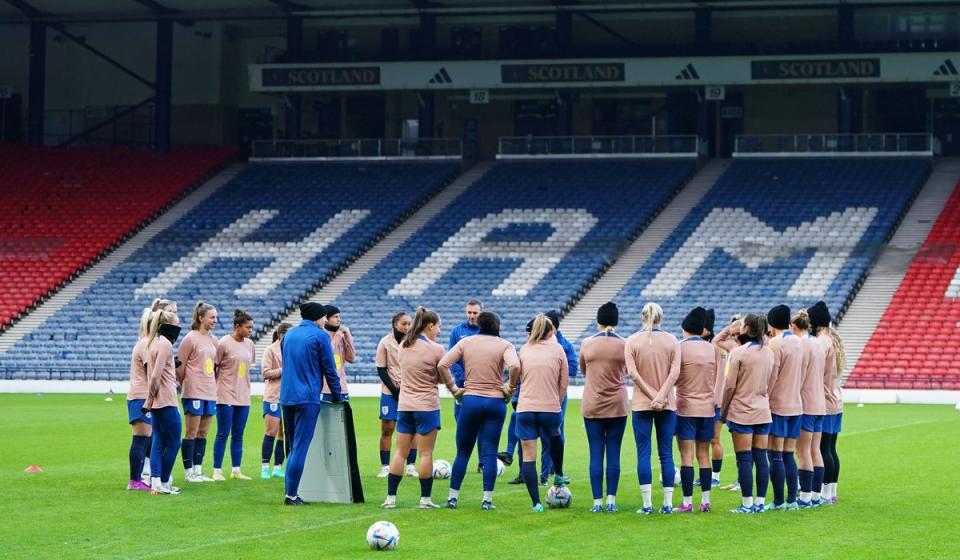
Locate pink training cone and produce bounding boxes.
[24,466,43,473]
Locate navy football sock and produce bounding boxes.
[812,466,825,493]
[521,461,540,505]
[699,467,713,493]
[180,438,195,470]
[549,435,565,476]
[735,451,753,497]
[769,449,785,505]
[712,458,722,475]
[783,451,798,503]
[274,439,285,466]
[193,437,206,467]
[753,448,769,499]
[419,477,434,499]
[680,466,695,498]
[799,469,814,493]
[407,448,417,466]
[380,450,390,466]
[261,435,275,464]
[130,436,148,480]
[387,473,402,496]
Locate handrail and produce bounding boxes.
[733,133,934,157]
[250,137,463,160]
[496,135,700,159]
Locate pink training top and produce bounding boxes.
[516,337,569,414]
[676,337,721,418]
[323,328,356,397]
[624,330,681,412]
[579,332,628,419]
[261,340,282,404]
[146,336,179,409]
[398,336,452,412]
[375,333,402,396]
[440,335,519,399]
[820,334,844,415]
[801,334,827,415]
[768,332,804,417]
[216,334,255,406]
[176,330,218,401]
[722,342,775,425]
[713,349,728,408]
[128,337,150,401]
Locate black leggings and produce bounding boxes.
[820,432,840,484]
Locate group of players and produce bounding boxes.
[127,295,844,514]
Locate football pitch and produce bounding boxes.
[2,394,957,559]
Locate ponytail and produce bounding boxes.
[742,313,768,348]
[603,326,615,334]
[404,307,440,348]
[192,301,216,331]
[147,310,178,347]
[528,314,554,344]
[641,302,663,344]
[825,326,846,374]
[138,307,153,338]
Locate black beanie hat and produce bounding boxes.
[325,305,341,318]
[545,310,561,330]
[526,319,535,333]
[767,304,791,330]
[704,308,716,334]
[596,302,619,327]
[682,307,707,335]
[301,302,326,321]
[808,301,831,328]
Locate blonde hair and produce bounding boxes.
[602,325,615,334]
[791,308,810,332]
[641,302,663,344]
[191,301,216,331]
[821,326,846,374]
[139,298,177,337]
[147,310,178,346]
[528,314,555,344]
[404,307,440,348]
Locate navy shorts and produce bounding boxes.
[379,393,399,422]
[516,411,562,441]
[127,399,152,425]
[801,414,825,433]
[770,414,802,439]
[727,420,772,435]
[676,416,715,442]
[823,413,843,434]
[397,410,441,435]
[321,393,349,403]
[262,401,281,418]
[182,398,217,416]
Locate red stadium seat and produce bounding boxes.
[849,180,960,390]
[0,144,235,331]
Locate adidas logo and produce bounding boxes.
[675,63,700,80]
[429,67,453,84]
[933,59,958,76]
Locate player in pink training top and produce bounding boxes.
[212,308,256,481]
[143,309,183,495]
[721,313,776,514]
[382,307,462,510]
[624,302,681,515]
[177,301,219,483]
[791,308,826,508]
[321,305,356,402]
[376,312,420,478]
[509,314,569,513]
[809,301,845,506]
[579,302,628,513]
[674,307,722,513]
[260,323,291,480]
[765,304,805,512]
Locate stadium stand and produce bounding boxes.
[329,159,695,380]
[607,158,931,340]
[848,181,960,390]
[0,144,235,332]
[0,161,459,380]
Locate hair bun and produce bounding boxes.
[798,308,809,318]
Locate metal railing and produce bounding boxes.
[250,138,463,160]
[496,135,700,159]
[734,133,934,157]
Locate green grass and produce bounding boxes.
[2,394,957,559]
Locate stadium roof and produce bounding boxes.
[1,0,957,24]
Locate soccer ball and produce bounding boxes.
[432,460,451,480]
[495,459,506,477]
[545,485,572,508]
[366,521,399,551]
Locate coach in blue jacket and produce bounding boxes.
[280,302,342,505]
[448,298,483,422]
